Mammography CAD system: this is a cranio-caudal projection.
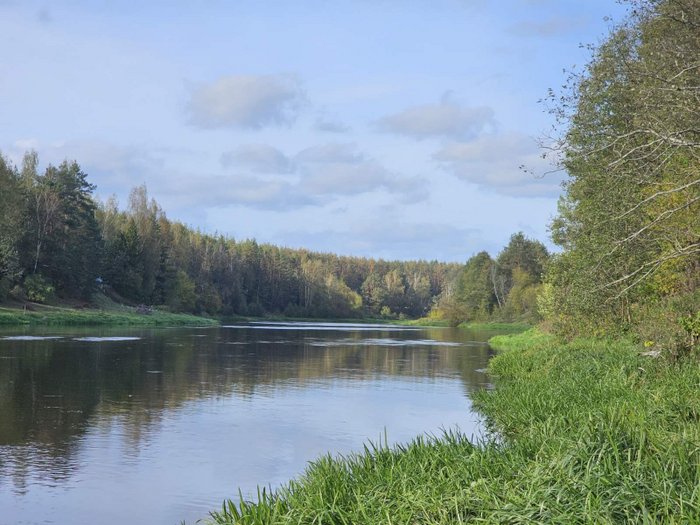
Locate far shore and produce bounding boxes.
[0,302,529,331]
[0,303,218,327]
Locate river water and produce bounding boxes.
[0,322,496,524]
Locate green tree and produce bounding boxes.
[454,251,496,322]
[0,155,24,297]
[19,158,101,297]
[361,273,387,315]
[492,232,549,307]
[545,0,700,335]
[46,161,102,295]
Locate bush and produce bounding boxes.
[23,274,55,303]
[634,290,700,359]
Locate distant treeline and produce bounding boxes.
[1,153,471,319]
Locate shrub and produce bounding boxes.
[23,274,55,303]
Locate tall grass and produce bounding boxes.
[458,321,531,331]
[207,329,700,524]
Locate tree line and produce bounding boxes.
[0,150,551,323]
[0,154,463,319]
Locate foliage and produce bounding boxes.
[23,274,54,303]
[632,290,700,358]
[433,233,549,325]
[453,251,495,321]
[0,155,24,297]
[544,0,700,339]
[0,238,21,300]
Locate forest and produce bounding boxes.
[0,152,548,324]
[0,150,552,322]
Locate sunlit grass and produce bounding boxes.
[458,321,531,331]
[207,329,700,524]
[0,305,218,326]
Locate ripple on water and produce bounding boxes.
[73,337,141,342]
[306,338,464,348]
[222,322,421,332]
[1,336,63,341]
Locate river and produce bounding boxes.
[0,322,497,524]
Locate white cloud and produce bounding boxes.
[295,142,429,201]
[433,133,564,197]
[221,144,293,174]
[12,138,40,152]
[24,138,428,213]
[301,161,393,195]
[376,93,494,140]
[187,74,305,130]
[63,141,164,177]
[158,173,315,211]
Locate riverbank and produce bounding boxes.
[208,329,700,524]
[386,317,531,331]
[0,304,218,326]
[0,302,525,330]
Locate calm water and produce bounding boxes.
[0,322,496,525]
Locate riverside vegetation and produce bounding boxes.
[208,0,699,522]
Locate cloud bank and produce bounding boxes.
[377,94,494,140]
[433,133,563,197]
[295,143,427,203]
[187,74,305,130]
[221,144,294,174]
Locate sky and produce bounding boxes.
[0,0,629,262]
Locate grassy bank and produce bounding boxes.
[457,320,530,331]
[0,305,218,326]
[384,317,531,330]
[221,315,399,325]
[208,329,700,524]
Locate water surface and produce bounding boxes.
[0,322,496,524]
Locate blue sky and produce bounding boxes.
[0,0,628,261]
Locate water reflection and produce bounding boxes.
[0,323,496,525]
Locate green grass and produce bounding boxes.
[207,329,700,524]
[387,316,454,327]
[457,321,531,331]
[383,318,531,329]
[0,305,218,326]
